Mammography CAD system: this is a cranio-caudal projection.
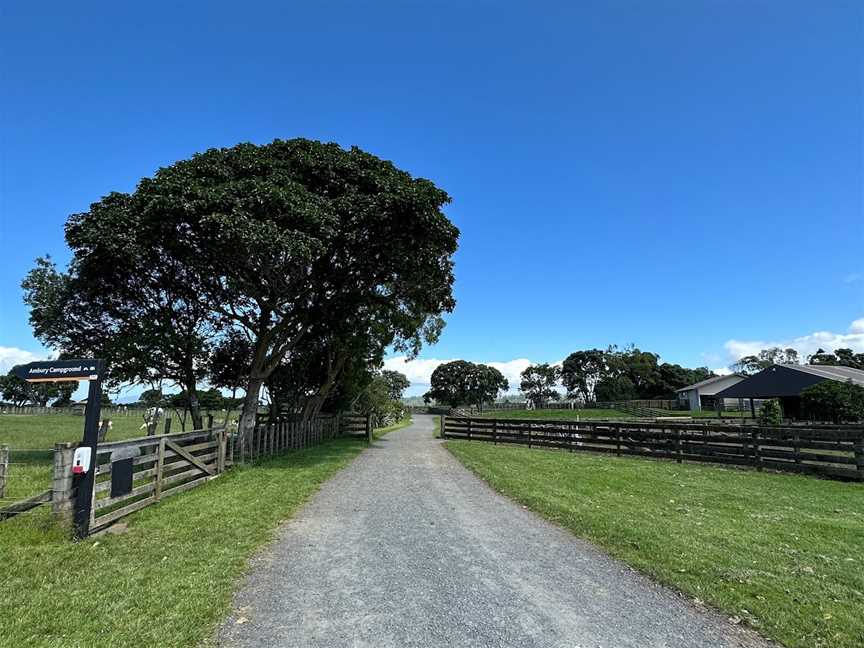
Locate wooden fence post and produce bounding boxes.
[51,443,76,527]
[467,418,472,441]
[163,417,172,435]
[752,430,763,471]
[207,414,214,430]
[855,433,864,481]
[154,437,166,500]
[0,444,8,498]
[493,419,498,445]
[366,415,373,443]
[675,429,682,464]
[440,415,447,439]
[217,429,226,474]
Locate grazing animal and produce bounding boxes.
[140,407,165,430]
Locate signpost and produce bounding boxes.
[12,359,105,538]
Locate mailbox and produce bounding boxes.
[72,447,92,475]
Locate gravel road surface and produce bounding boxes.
[217,415,772,648]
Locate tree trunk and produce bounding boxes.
[238,375,265,446]
[187,383,203,430]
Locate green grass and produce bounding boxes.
[372,415,412,439]
[0,413,236,503]
[479,408,631,420]
[445,441,864,648]
[0,412,236,450]
[478,408,751,420]
[0,435,369,648]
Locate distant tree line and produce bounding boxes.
[421,347,716,409]
[20,139,457,436]
[422,344,864,420]
[560,346,713,403]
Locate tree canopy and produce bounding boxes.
[801,380,864,423]
[731,348,799,375]
[519,363,561,407]
[423,360,508,408]
[0,370,77,407]
[809,348,864,371]
[23,139,459,436]
[561,346,712,402]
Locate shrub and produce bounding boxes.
[801,380,864,423]
[758,399,782,426]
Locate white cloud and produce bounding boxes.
[0,346,51,374]
[722,317,864,365]
[843,273,862,284]
[384,356,537,393]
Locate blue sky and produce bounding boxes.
[1,1,862,396]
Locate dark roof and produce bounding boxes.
[716,364,864,399]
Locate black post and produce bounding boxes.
[73,360,104,539]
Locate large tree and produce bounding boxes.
[561,345,712,402]
[561,349,606,402]
[23,251,216,429]
[423,360,508,408]
[1,370,77,407]
[731,347,800,375]
[380,370,410,401]
[810,348,864,371]
[520,363,561,408]
[48,139,458,441]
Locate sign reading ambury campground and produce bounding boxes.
[12,359,101,382]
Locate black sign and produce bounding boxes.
[12,359,102,383]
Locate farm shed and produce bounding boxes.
[715,363,864,419]
[675,374,746,411]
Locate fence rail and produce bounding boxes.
[442,416,864,481]
[1,412,373,534]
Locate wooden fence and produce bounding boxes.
[442,416,864,481]
[340,414,373,442]
[85,427,230,532]
[87,414,361,532]
[1,412,372,533]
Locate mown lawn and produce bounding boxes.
[446,440,864,648]
[0,435,369,648]
[478,408,751,421]
[479,408,631,420]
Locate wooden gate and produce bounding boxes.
[90,427,229,532]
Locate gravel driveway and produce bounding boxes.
[217,415,772,648]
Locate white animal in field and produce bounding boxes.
[140,407,165,430]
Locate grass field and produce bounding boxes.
[478,408,632,420]
[0,412,237,450]
[445,440,864,648]
[0,432,376,647]
[477,408,751,420]
[0,413,236,504]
